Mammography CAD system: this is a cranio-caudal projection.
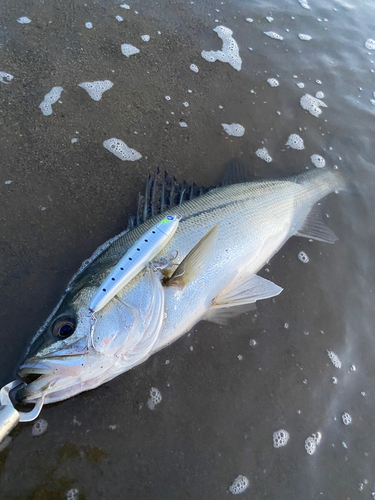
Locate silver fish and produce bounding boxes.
[18,167,344,404]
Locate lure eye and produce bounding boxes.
[53,319,76,339]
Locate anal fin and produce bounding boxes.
[203,273,282,325]
[295,204,338,244]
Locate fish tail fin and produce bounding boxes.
[322,168,347,193]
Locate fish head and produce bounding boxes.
[17,267,145,405]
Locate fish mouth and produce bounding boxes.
[17,353,89,403]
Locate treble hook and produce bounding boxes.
[149,250,179,272]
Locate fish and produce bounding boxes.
[17,165,345,404]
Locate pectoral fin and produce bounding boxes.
[165,223,219,288]
[203,273,282,325]
[296,205,338,244]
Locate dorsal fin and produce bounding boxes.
[128,169,217,229]
[127,160,256,230]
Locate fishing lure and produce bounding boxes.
[89,215,180,313]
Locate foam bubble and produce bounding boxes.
[147,387,162,410]
[266,16,274,23]
[4,180,12,185]
[78,80,114,101]
[249,339,257,346]
[229,475,249,495]
[120,3,130,8]
[183,102,189,107]
[332,377,338,384]
[299,34,312,41]
[121,44,140,57]
[179,121,188,127]
[246,18,254,23]
[222,123,245,137]
[286,133,304,150]
[264,31,284,40]
[267,78,279,87]
[316,79,322,85]
[17,17,31,24]
[66,489,79,500]
[0,72,13,84]
[190,64,199,73]
[311,154,326,168]
[300,94,327,117]
[141,34,150,42]
[165,95,171,100]
[201,26,242,71]
[296,82,305,88]
[255,147,272,162]
[365,39,375,50]
[370,99,375,106]
[305,436,317,455]
[85,22,93,29]
[327,350,342,368]
[342,412,352,425]
[298,251,309,263]
[103,138,142,161]
[39,86,63,116]
[298,0,311,9]
[32,419,48,436]
[273,429,290,448]
[315,91,324,99]
[116,15,123,21]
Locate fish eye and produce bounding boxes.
[53,318,76,339]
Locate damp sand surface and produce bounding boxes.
[0,0,375,498]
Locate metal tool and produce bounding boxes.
[0,380,44,443]
[89,214,181,314]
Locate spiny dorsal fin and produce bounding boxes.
[165,223,219,289]
[296,204,338,244]
[129,169,216,229]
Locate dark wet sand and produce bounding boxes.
[1,0,375,498]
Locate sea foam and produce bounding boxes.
[201,26,242,71]
[121,44,140,57]
[300,94,327,117]
[222,123,245,136]
[255,147,272,162]
[286,133,304,149]
[103,138,142,161]
[78,80,113,101]
[0,72,13,84]
[264,31,283,40]
[229,475,249,495]
[39,87,63,116]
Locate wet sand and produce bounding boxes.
[1,0,375,498]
